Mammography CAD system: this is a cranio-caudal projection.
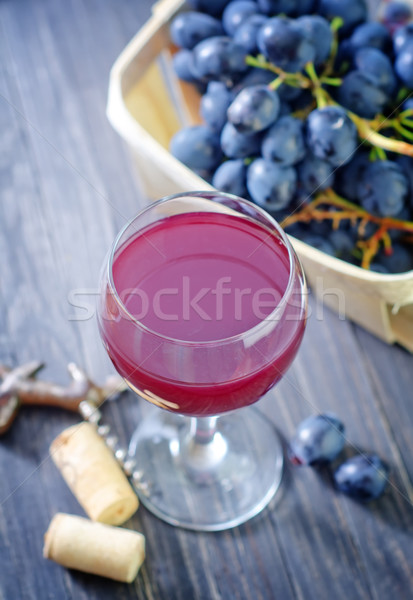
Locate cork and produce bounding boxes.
[50,422,138,525]
[43,513,145,582]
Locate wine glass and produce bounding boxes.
[98,192,307,531]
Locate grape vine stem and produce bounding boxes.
[282,189,413,268]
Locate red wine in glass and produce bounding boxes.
[98,192,307,530]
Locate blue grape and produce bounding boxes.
[262,116,306,166]
[329,229,357,261]
[212,159,248,196]
[173,49,199,82]
[333,38,354,72]
[389,207,411,241]
[338,71,389,119]
[298,233,335,255]
[349,22,392,54]
[296,15,333,65]
[222,1,258,36]
[192,36,248,82]
[233,14,268,54]
[369,262,390,274]
[401,97,413,116]
[334,455,390,502]
[220,122,262,158]
[383,2,412,30]
[395,154,413,204]
[306,106,357,167]
[170,125,222,170]
[279,100,292,115]
[233,67,275,93]
[187,0,231,17]
[318,0,368,36]
[257,17,316,73]
[393,22,413,54]
[200,82,233,131]
[376,244,413,273]
[289,414,346,466]
[170,12,224,49]
[297,154,335,196]
[277,82,303,102]
[395,39,413,87]
[247,159,296,210]
[291,0,315,16]
[257,0,315,16]
[334,150,371,201]
[357,160,408,217]
[353,48,396,95]
[227,85,280,133]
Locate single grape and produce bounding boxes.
[318,0,368,36]
[337,71,389,119]
[334,150,371,201]
[382,1,412,31]
[297,154,335,196]
[172,49,199,83]
[376,244,413,273]
[329,229,357,261]
[292,0,316,16]
[279,100,292,115]
[393,22,413,54]
[334,455,390,502]
[170,12,224,49]
[369,262,390,274]
[298,233,335,255]
[257,0,315,16]
[247,159,296,210]
[212,159,248,197]
[233,67,275,94]
[227,85,280,134]
[233,14,268,54]
[353,48,396,96]
[257,17,316,73]
[262,116,306,166]
[357,160,408,217]
[192,36,248,82]
[395,39,413,87]
[222,1,258,36]
[200,82,233,131]
[333,38,354,72]
[170,125,223,170]
[395,153,413,205]
[220,122,262,158]
[187,0,231,17]
[306,106,358,167]
[389,207,411,241]
[401,97,413,117]
[349,22,392,55]
[296,15,333,65]
[289,414,346,466]
[276,81,303,102]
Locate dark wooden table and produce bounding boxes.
[1,1,412,599]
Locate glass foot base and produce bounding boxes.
[129,407,283,531]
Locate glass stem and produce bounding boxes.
[183,416,227,473]
[190,416,219,445]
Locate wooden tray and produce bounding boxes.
[106,0,413,352]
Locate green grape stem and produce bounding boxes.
[350,112,413,157]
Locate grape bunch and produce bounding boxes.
[169,0,413,273]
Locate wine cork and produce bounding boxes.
[43,513,145,583]
[50,422,138,525]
